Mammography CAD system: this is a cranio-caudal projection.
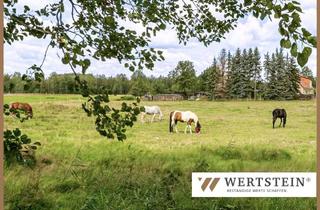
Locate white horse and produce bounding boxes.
[169,111,201,134]
[141,106,163,123]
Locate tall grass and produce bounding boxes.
[4,95,316,210]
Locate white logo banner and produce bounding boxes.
[192,172,316,197]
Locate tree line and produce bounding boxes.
[5,48,315,100]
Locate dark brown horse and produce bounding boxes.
[272,108,286,128]
[10,102,33,118]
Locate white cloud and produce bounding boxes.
[301,8,316,33]
[300,0,316,10]
[150,30,180,49]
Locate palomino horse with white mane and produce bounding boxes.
[141,106,163,123]
[169,111,201,134]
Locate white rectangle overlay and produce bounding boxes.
[192,172,316,197]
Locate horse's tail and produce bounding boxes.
[169,111,174,132]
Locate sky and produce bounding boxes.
[4,1,316,78]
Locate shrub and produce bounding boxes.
[3,104,41,166]
[119,95,136,101]
[4,128,41,166]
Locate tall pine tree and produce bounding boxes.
[239,49,251,98]
[264,49,300,100]
[285,55,300,99]
[200,58,219,100]
[264,52,279,99]
[227,48,242,98]
[251,47,262,100]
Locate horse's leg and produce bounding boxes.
[273,117,276,128]
[28,112,33,119]
[174,120,179,133]
[27,112,30,119]
[189,125,192,134]
[279,118,282,127]
[141,113,145,123]
[184,125,188,134]
[151,114,156,123]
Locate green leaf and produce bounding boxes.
[62,53,70,64]
[278,27,287,36]
[292,12,301,23]
[83,59,90,67]
[297,53,306,66]
[290,43,298,57]
[297,47,312,67]
[13,128,21,137]
[302,28,312,37]
[159,23,166,30]
[244,0,252,6]
[280,39,291,49]
[24,5,30,13]
[274,13,280,19]
[287,3,295,12]
[303,47,312,57]
[33,142,41,146]
[292,1,301,5]
[307,36,317,47]
[30,145,38,150]
[82,58,91,74]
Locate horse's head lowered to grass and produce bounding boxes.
[195,121,201,134]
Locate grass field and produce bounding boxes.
[4,94,316,210]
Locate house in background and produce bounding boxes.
[299,75,315,95]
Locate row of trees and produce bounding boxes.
[5,48,315,100]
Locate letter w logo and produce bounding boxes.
[199,177,220,191]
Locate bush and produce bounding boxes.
[3,104,41,166]
[4,128,41,166]
[118,95,136,101]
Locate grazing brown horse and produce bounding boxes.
[169,111,201,134]
[10,102,33,118]
[272,108,286,128]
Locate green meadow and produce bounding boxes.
[4,94,316,210]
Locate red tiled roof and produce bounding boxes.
[299,76,312,89]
